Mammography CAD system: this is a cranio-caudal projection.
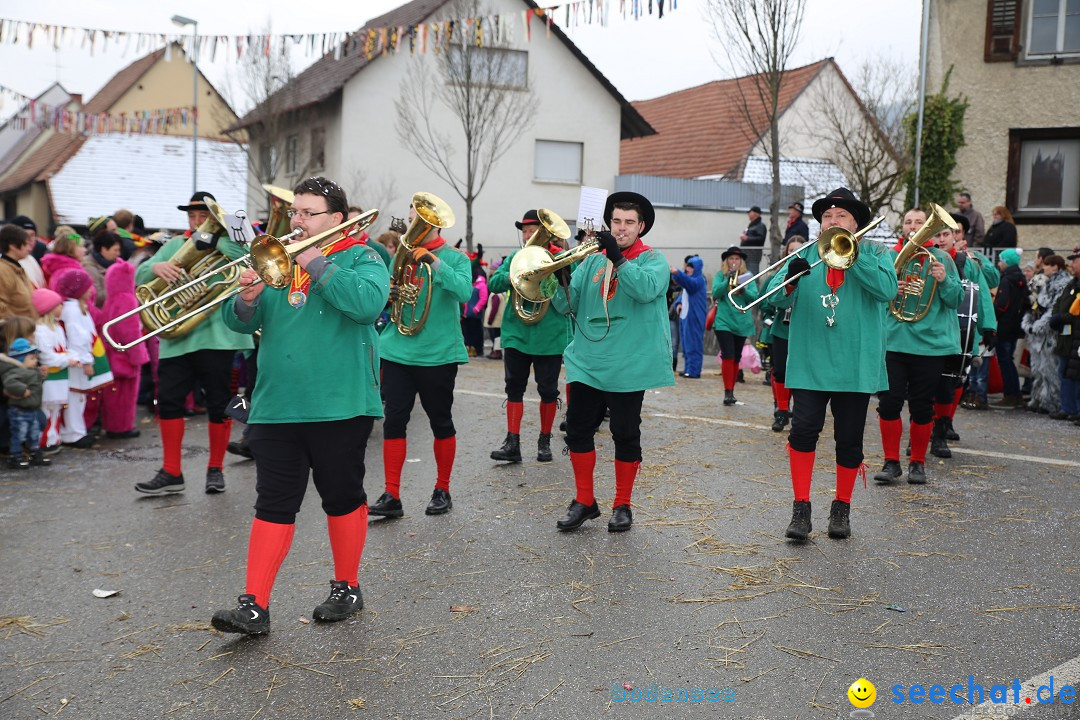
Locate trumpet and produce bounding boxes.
[104,210,379,351]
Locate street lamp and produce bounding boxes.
[171,14,198,194]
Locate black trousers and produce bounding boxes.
[877,351,946,425]
[714,330,745,360]
[504,347,562,403]
[248,416,373,524]
[789,389,872,469]
[565,381,644,463]
[771,336,789,384]
[381,360,457,440]
[461,317,484,353]
[158,349,235,422]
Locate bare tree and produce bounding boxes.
[807,56,915,219]
[343,169,400,237]
[706,0,806,263]
[394,0,535,252]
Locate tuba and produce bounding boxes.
[389,192,456,336]
[262,184,294,238]
[509,208,573,324]
[135,197,240,341]
[889,203,957,323]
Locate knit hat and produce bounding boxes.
[8,337,38,358]
[52,266,94,300]
[32,288,63,315]
[999,248,1021,267]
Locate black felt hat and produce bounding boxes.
[177,190,216,212]
[721,245,748,261]
[603,191,655,237]
[811,187,872,229]
[515,209,540,230]
[950,212,970,234]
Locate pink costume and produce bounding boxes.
[98,261,148,433]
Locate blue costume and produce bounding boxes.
[672,256,707,377]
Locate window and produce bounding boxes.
[285,134,298,175]
[985,0,1022,61]
[310,127,325,171]
[1006,127,1080,223]
[447,46,528,89]
[534,140,583,184]
[259,143,278,179]
[1026,0,1080,56]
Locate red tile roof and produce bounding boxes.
[620,59,831,179]
[0,133,85,194]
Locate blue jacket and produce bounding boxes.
[673,256,707,353]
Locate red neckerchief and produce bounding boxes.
[420,236,446,251]
[290,233,368,297]
[619,238,651,260]
[355,231,370,245]
[947,247,957,260]
[826,266,846,294]
[893,238,905,253]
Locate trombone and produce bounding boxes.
[104,210,379,351]
[727,216,885,313]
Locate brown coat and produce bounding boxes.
[0,255,36,320]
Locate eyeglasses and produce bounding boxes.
[286,209,330,220]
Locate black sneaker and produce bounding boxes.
[425,488,452,515]
[205,467,225,494]
[490,432,522,463]
[312,580,363,622]
[873,460,902,484]
[785,500,812,541]
[369,492,404,518]
[7,454,29,470]
[827,500,851,539]
[29,451,51,467]
[537,433,553,463]
[135,468,185,495]
[211,594,270,635]
[907,461,927,484]
[64,435,96,449]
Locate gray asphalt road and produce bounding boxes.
[2,360,1078,720]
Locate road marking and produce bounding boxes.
[456,391,1079,468]
[948,655,1080,719]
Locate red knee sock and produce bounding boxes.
[773,379,790,411]
[244,518,295,609]
[208,420,231,470]
[835,464,858,503]
[613,460,640,508]
[569,450,596,506]
[160,417,185,476]
[909,421,933,463]
[383,438,406,499]
[721,358,737,391]
[326,505,368,587]
[539,401,557,434]
[789,445,814,502]
[506,401,523,434]
[433,436,456,492]
[933,403,950,421]
[879,417,902,462]
[948,387,963,420]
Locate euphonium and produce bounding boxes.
[262,184,294,238]
[889,203,958,323]
[509,208,573,324]
[390,192,456,336]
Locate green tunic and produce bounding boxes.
[363,236,392,268]
[759,304,790,343]
[885,246,963,356]
[712,271,759,336]
[963,253,999,334]
[765,239,898,393]
[379,244,473,366]
[134,234,255,359]
[970,250,1001,290]
[550,247,675,392]
[222,244,389,423]
[487,249,572,356]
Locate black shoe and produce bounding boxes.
[905,443,911,457]
[537,433,553,463]
[723,390,737,406]
[930,420,952,459]
[425,488,452,515]
[227,440,253,459]
[608,504,633,532]
[369,491,404,518]
[42,444,62,456]
[135,468,185,495]
[785,500,812,541]
[771,410,790,433]
[105,429,141,439]
[312,580,363,622]
[907,461,927,484]
[29,451,51,467]
[205,467,225,494]
[1049,411,1069,420]
[7,454,29,470]
[211,594,270,635]
[873,460,902,484]
[556,500,601,531]
[64,435,95,449]
[490,432,522,463]
[827,500,851,539]
[943,418,959,442]
[737,370,745,383]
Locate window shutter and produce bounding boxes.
[985,0,1022,62]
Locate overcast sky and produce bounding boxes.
[0,0,921,118]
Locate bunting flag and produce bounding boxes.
[0,0,673,64]
[0,84,195,134]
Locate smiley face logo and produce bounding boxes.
[848,678,876,708]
